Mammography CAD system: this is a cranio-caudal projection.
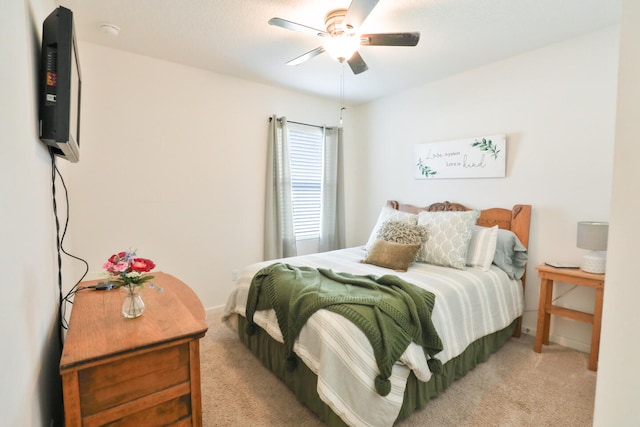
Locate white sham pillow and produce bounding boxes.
[365,206,418,251]
[417,210,480,269]
[466,225,499,271]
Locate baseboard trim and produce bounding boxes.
[205,305,225,322]
[521,325,591,354]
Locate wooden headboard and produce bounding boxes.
[386,200,532,337]
[386,200,531,249]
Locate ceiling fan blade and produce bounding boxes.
[286,46,326,66]
[268,17,328,37]
[360,32,420,47]
[347,51,368,75]
[345,0,380,29]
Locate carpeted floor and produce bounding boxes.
[200,318,596,427]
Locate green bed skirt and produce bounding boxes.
[237,315,518,426]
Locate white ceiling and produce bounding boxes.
[57,0,621,105]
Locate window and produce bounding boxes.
[288,125,323,240]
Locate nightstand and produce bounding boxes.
[534,264,605,371]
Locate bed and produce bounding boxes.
[223,200,531,427]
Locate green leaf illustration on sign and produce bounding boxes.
[471,138,500,160]
[417,158,438,177]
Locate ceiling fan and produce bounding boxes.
[268,0,420,75]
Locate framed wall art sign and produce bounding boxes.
[414,134,506,179]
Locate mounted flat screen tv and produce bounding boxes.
[39,6,81,163]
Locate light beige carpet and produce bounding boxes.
[200,318,596,427]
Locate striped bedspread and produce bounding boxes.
[223,247,524,427]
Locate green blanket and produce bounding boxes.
[244,263,443,396]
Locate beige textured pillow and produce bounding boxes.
[377,220,428,246]
[365,206,418,251]
[362,239,421,272]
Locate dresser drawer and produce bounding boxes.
[78,343,190,418]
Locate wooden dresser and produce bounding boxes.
[60,272,208,426]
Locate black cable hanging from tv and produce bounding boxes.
[49,148,89,351]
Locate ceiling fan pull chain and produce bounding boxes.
[340,63,346,124]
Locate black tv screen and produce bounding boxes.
[39,6,81,163]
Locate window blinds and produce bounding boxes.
[288,126,324,239]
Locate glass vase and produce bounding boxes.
[121,287,145,318]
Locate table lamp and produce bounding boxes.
[577,221,608,274]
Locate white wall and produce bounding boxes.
[3,1,631,423]
[59,43,358,314]
[0,0,65,425]
[594,0,640,424]
[351,28,619,352]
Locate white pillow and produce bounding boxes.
[365,206,418,251]
[417,210,480,269]
[466,225,499,271]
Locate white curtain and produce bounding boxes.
[319,127,345,252]
[264,116,297,260]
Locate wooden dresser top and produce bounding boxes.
[60,272,208,371]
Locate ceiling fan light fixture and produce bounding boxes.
[269,2,419,74]
[323,34,360,62]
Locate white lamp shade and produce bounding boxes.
[577,221,608,273]
[577,221,608,251]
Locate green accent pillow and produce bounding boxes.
[417,210,480,269]
[493,229,528,279]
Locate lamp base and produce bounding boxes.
[581,252,606,274]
